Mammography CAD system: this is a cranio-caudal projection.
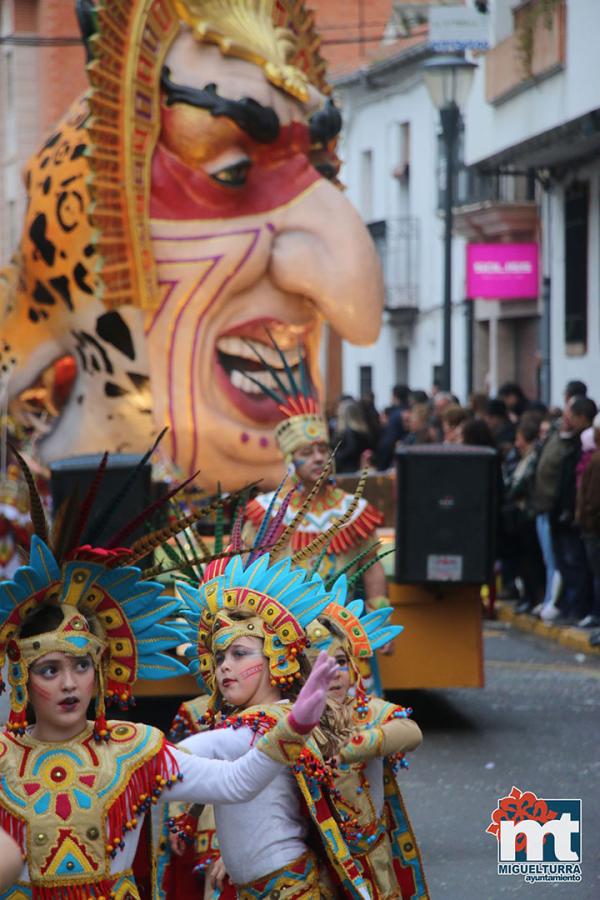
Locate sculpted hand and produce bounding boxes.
[289,651,338,731]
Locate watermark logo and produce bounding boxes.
[487,787,582,884]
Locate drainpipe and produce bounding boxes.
[539,182,552,405]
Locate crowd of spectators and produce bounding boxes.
[330,379,600,647]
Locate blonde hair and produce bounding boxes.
[311,696,354,758]
[337,398,369,434]
[443,404,468,429]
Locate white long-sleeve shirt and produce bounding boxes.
[180,724,308,885]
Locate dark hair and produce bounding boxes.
[20,604,101,644]
[410,389,429,405]
[462,418,496,448]
[565,380,587,400]
[392,384,410,406]
[469,392,488,415]
[485,398,507,419]
[528,400,548,415]
[570,395,597,423]
[517,417,540,444]
[20,604,64,639]
[498,382,528,415]
[498,382,525,400]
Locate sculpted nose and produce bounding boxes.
[269,180,384,344]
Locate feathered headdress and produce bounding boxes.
[242,334,329,463]
[0,536,186,738]
[0,439,245,738]
[177,552,336,703]
[306,574,403,698]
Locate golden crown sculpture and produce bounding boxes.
[175,0,310,101]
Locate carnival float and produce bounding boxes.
[0,0,384,494]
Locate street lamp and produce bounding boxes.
[422,54,476,392]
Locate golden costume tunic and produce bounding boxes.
[333,699,429,900]
[0,721,174,900]
[0,715,294,900]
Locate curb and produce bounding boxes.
[494,601,600,656]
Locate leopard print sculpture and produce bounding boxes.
[0,0,383,491]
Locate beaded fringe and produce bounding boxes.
[32,881,114,900]
[105,737,180,857]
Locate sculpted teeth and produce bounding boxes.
[230,369,263,394]
[229,366,298,394]
[217,336,301,368]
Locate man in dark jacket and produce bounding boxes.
[550,396,597,621]
[376,384,409,470]
[532,396,596,620]
[577,412,600,631]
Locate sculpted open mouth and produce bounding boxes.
[215,318,313,425]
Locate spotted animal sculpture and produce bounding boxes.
[0,0,384,491]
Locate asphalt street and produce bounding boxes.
[387,621,600,900]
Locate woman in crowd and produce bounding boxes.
[503,415,545,613]
[442,405,468,444]
[576,412,600,630]
[404,403,431,446]
[335,398,372,473]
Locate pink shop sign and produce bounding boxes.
[466,243,539,299]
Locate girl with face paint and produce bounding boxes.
[306,599,428,900]
[165,554,372,900]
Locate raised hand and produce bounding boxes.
[290,651,337,730]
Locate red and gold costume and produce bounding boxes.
[239,338,384,583]
[244,484,383,581]
[307,593,429,899]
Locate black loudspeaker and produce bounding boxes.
[395,445,498,584]
[50,454,152,547]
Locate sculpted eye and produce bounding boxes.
[309,149,341,183]
[312,159,338,181]
[209,158,252,187]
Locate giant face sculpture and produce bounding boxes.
[0,1,383,490]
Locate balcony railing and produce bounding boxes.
[368,217,420,310]
[438,140,536,210]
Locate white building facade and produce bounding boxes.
[335,41,471,409]
[336,0,599,410]
[464,0,600,405]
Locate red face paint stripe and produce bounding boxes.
[239,663,265,681]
